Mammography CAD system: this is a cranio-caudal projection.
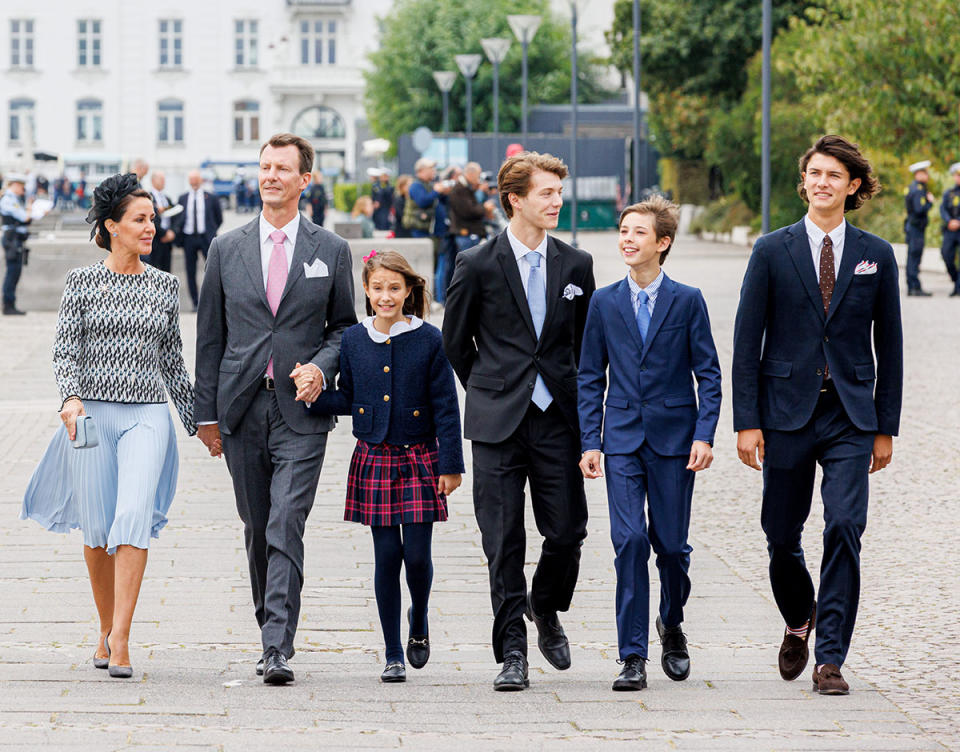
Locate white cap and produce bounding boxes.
[949,162,960,175]
[366,167,382,177]
[4,172,27,184]
[908,160,931,173]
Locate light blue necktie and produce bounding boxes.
[635,289,650,343]
[525,251,553,410]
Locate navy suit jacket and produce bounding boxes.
[732,219,903,435]
[175,190,223,248]
[578,273,722,457]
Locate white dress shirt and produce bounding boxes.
[507,226,548,294]
[185,189,206,235]
[804,215,846,281]
[259,212,300,288]
[152,190,170,231]
[626,269,664,318]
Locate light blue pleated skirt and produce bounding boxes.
[21,401,178,554]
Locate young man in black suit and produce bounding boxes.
[176,169,223,309]
[443,152,596,691]
[733,135,903,695]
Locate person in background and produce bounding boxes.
[1,173,32,316]
[903,160,933,296]
[175,170,223,310]
[939,162,960,297]
[372,170,395,231]
[351,196,376,238]
[448,162,496,295]
[144,171,175,273]
[393,175,413,239]
[305,171,328,228]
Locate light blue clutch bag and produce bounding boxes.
[72,416,99,449]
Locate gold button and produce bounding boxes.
[413,410,420,417]
[384,395,390,402]
[385,338,391,345]
[384,366,390,373]
[358,408,364,414]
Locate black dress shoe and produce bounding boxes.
[950,290,960,297]
[525,594,571,670]
[656,616,690,681]
[612,654,647,691]
[908,288,932,296]
[493,651,529,691]
[256,658,264,676]
[2,305,25,315]
[406,606,430,669]
[380,662,407,683]
[262,647,294,685]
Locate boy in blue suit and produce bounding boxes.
[733,135,903,695]
[578,196,722,691]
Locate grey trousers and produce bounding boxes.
[222,387,328,657]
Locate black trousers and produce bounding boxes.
[142,241,172,273]
[182,234,209,307]
[472,402,588,662]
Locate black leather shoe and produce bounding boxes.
[525,594,571,670]
[380,662,407,683]
[493,651,529,691]
[256,658,264,676]
[406,606,430,669]
[612,654,647,691]
[950,290,960,297]
[656,616,691,681]
[262,647,294,685]
[2,305,25,316]
[908,288,932,296]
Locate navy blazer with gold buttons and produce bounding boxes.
[306,321,465,475]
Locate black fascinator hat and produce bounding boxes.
[85,172,146,249]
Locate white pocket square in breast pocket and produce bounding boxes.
[562,283,584,300]
[854,261,877,275]
[304,259,329,278]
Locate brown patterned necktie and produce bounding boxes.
[819,235,836,314]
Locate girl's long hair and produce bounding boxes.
[361,249,430,319]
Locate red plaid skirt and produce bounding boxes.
[344,439,448,527]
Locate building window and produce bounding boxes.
[233,100,260,143]
[77,19,102,68]
[10,19,35,68]
[76,99,103,143]
[234,19,258,67]
[157,99,184,144]
[9,98,34,143]
[291,105,346,139]
[158,19,183,68]
[299,19,336,65]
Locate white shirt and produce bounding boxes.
[152,190,170,231]
[626,269,663,318]
[361,316,424,343]
[186,189,206,235]
[507,226,548,294]
[804,215,845,281]
[259,212,300,288]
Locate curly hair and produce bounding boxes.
[797,135,881,212]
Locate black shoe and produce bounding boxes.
[262,647,294,685]
[656,616,691,681]
[907,288,932,296]
[406,606,430,669]
[525,593,571,670]
[950,290,960,297]
[2,305,25,315]
[612,654,647,691]
[493,651,529,691]
[380,662,407,683]
[256,658,264,676]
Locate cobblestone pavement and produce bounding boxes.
[0,233,956,750]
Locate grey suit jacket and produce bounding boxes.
[194,214,357,435]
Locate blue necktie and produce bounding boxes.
[635,289,650,343]
[525,251,553,410]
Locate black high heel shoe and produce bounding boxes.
[106,632,133,679]
[406,606,430,669]
[93,633,109,670]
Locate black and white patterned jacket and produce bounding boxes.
[53,262,196,434]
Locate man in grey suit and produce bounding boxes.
[194,133,356,685]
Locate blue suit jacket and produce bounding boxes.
[732,219,903,435]
[578,274,722,456]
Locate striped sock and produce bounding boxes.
[786,620,809,639]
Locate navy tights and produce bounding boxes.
[370,523,434,664]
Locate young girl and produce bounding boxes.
[305,249,464,683]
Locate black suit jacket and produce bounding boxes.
[175,190,223,248]
[442,231,596,443]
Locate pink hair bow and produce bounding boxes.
[363,249,378,264]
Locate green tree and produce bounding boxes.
[364,0,614,154]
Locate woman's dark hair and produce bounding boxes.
[361,249,429,318]
[797,135,881,212]
[85,173,152,250]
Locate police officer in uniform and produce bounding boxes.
[1,173,31,316]
[939,162,960,297]
[904,160,933,296]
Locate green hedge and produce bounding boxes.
[332,182,374,213]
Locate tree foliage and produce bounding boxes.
[364,0,614,153]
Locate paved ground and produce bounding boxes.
[1,232,957,750]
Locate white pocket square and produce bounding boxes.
[854,261,877,275]
[562,283,584,300]
[304,259,329,278]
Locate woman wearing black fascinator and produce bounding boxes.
[21,172,197,679]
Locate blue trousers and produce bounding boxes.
[905,224,926,291]
[761,385,873,667]
[605,445,694,660]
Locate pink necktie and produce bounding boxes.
[265,229,287,378]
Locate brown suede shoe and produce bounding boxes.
[812,663,849,695]
[778,601,816,680]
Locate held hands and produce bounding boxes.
[197,423,222,458]
[869,434,893,473]
[687,440,714,471]
[59,398,86,441]
[437,474,462,495]
[579,450,603,479]
[950,219,960,232]
[290,362,324,402]
[737,429,765,470]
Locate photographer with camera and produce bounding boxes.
[447,162,496,295]
[1,173,32,316]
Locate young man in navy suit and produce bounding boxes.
[578,196,722,691]
[733,135,903,695]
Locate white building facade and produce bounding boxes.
[0,0,392,191]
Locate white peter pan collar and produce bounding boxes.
[361,316,423,343]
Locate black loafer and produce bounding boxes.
[612,655,647,691]
[493,651,529,691]
[525,593,571,670]
[406,606,430,669]
[256,658,264,676]
[656,616,690,681]
[381,662,406,683]
[262,647,294,685]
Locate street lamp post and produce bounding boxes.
[507,14,541,146]
[455,53,483,161]
[761,0,771,234]
[632,0,642,203]
[569,2,581,248]
[432,71,456,167]
[481,37,511,164]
